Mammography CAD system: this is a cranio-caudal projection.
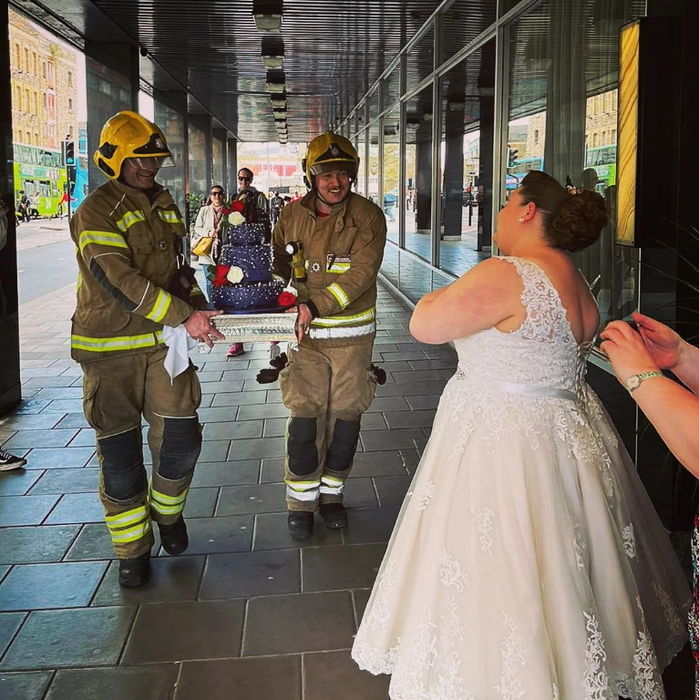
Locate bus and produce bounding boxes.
[13,143,67,218]
[584,144,616,191]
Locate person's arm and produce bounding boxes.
[306,210,387,318]
[409,257,521,345]
[74,202,195,328]
[632,312,699,393]
[191,206,209,244]
[601,319,699,478]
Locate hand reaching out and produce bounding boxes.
[629,312,683,370]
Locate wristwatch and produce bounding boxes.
[626,370,663,393]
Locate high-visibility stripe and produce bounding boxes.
[311,307,375,328]
[327,262,350,274]
[285,480,321,492]
[115,210,146,232]
[76,272,82,290]
[105,505,148,528]
[150,488,188,505]
[321,475,345,487]
[145,289,173,323]
[320,475,345,495]
[309,323,376,340]
[158,209,183,224]
[71,331,164,353]
[326,283,350,309]
[286,485,318,502]
[78,230,129,255]
[150,487,188,516]
[110,521,151,544]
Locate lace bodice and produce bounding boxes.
[454,256,593,392]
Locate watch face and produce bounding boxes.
[285,243,294,254]
[627,375,641,390]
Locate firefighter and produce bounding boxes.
[71,111,223,587]
[272,131,387,539]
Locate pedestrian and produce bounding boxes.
[270,190,284,227]
[225,167,270,358]
[71,110,223,587]
[601,312,699,697]
[192,185,226,300]
[352,171,689,696]
[272,131,387,538]
[17,190,30,223]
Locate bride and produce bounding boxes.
[352,171,689,699]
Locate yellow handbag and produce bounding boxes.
[192,235,213,256]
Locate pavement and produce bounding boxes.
[0,270,457,699]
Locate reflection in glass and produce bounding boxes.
[354,132,365,196]
[506,0,645,324]
[368,124,380,206]
[405,86,433,262]
[438,41,495,278]
[440,0,497,65]
[406,28,434,86]
[399,249,432,305]
[382,114,400,244]
[212,136,224,186]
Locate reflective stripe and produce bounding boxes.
[285,480,321,492]
[311,307,375,328]
[158,209,183,224]
[115,210,146,232]
[110,521,152,543]
[150,487,188,516]
[145,289,173,323]
[327,262,350,274]
[286,485,319,502]
[326,283,350,309]
[309,322,376,340]
[151,487,188,505]
[76,272,82,290]
[71,331,164,353]
[78,230,129,254]
[105,505,148,528]
[320,475,345,496]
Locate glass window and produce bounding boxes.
[212,136,224,186]
[406,27,435,87]
[438,40,495,277]
[354,130,366,196]
[382,111,400,244]
[505,0,646,325]
[382,67,401,112]
[405,85,434,263]
[367,122,380,206]
[154,101,186,213]
[368,88,380,123]
[440,0,497,65]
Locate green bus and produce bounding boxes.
[13,144,67,218]
[585,144,616,192]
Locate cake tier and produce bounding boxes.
[219,244,273,283]
[211,278,286,311]
[223,222,267,246]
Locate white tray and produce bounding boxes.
[210,312,297,342]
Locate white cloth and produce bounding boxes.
[352,257,690,700]
[162,325,197,384]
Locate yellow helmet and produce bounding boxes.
[303,131,359,186]
[93,110,174,179]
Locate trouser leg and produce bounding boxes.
[82,355,153,559]
[143,349,202,525]
[321,340,377,504]
[279,343,331,512]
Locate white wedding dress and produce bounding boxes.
[352,257,690,699]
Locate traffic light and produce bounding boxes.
[64,140,75,166]
[507,147,519,168]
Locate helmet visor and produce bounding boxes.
[310,161,356,178]
[128,155,175,170]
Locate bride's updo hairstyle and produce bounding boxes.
[519,170,607,252]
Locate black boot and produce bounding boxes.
[287,510,314,539]
[319,502,348,529]
[118,553,150,588]
[158,516,188,555]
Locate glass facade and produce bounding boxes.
[343,0,647,323]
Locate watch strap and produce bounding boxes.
[627,370,663,392]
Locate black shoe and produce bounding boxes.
[287,510,314,540]
[118,553,150,588]
[158,517,189,555]
[319,503,348,529]
[0,449,27,471]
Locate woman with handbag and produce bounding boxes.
[192,185,226,300]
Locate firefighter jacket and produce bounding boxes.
[70,179,203,363]
[272,191,387,346]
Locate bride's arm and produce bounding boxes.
[409,258,521,344]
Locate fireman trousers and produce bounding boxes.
[81,348,202,559]
[279,338,376,511]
